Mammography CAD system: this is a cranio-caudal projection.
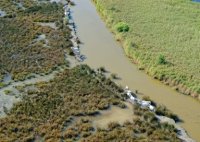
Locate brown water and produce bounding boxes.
[72,0,200,141]
[93,103,133,128]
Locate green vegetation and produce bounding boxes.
[92,0,200,99]
[98,66,106,73]
[156,105,180,122]
[0,82,5,88]
[4,90,12,95]
[115,22,129,33]
[157,54,167,65]
[0,0,72,82]
[0,65,180,141]
[110,73,118,79]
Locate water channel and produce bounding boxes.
[71,0,200,141]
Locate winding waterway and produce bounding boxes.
[71,0,200,141]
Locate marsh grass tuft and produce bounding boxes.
[115,22,129,33]
[157,54,167,65]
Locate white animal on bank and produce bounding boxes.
[124,86,155,111]
[126,90,132,97]
[130,95,137,101]
[148,105,155,111]
[64,10,67,16]
[140,100,151,107]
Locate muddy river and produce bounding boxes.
[71,0,200,141]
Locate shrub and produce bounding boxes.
[0,82,5,88]
[64,129,78,139]
[107,122,120,130]
[142,96,156,106]
[110,73,117,79]
[155,105,180,122]
[69,1,76,6]
[98,66,106,72]
[82,132,91,138]
[157,54,167,65]
[4,90,12,95]
[115,22,129,32]
[118,102,127,108]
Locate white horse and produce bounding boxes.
[148,105,155,111]
[140,100,151,107]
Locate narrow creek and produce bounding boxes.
[71,0,200,141]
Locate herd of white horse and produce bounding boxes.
[125,86,155,111]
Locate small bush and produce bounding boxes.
[70,1,76,6]
[98,66,106,72]
[107,122,120,130]
[157,54,167,65]
[4,90,11,95]
[82,132,91,138]
[0,82,5,88]
[110,73,117,79]
[64,129,78,139]
[155,105,180,122]
[115,22,129,32]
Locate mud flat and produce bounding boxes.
[93,102,133,128]
[36,22,57,30]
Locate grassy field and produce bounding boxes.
[92,0,200,99]
[0,65,180,141]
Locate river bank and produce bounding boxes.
[71,0,200,141]
[91,0,200,100]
